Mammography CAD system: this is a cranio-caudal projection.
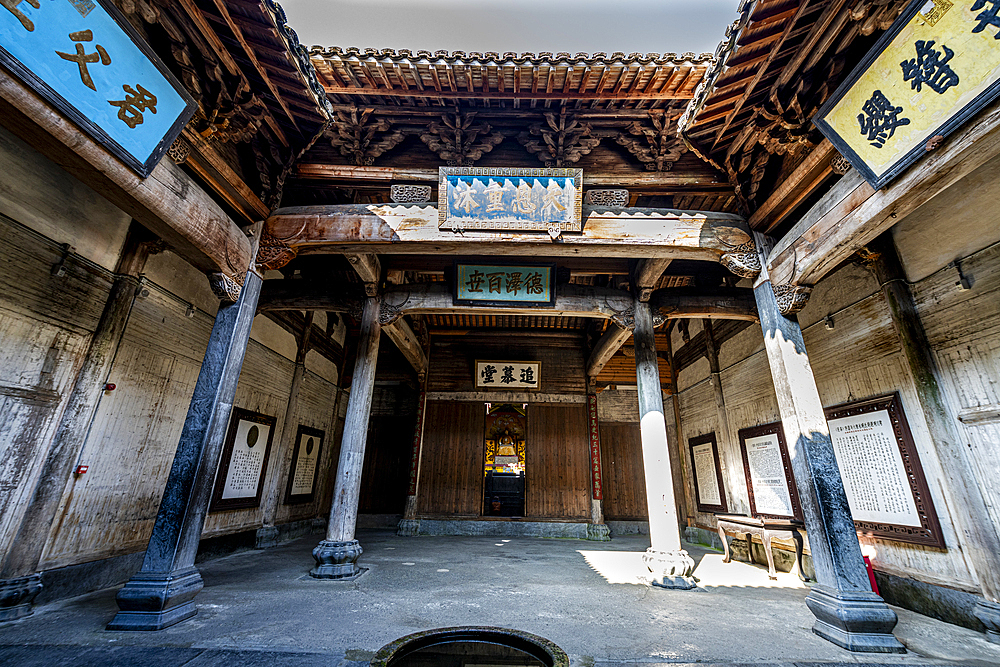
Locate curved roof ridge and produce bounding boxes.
[307,45,716,65]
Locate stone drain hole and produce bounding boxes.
[371,626,569,667]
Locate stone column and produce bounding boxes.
[752,231,903,653]
[311,295,380,579]
[397,388,427,536]
[0,224,157,622]
[106,269,263,631]
[865,234,1000,641]
[257,313,313,549]
[634,297,695,589]
[585,392,611,541]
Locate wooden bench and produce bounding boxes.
[715,514,811,581]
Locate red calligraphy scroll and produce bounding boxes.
[587,393,603,500]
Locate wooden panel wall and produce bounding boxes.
[599,422,647,520]
[359,385,419,514]
[525,403,590,519]
[417,401,484,516]
[676,379,723,526]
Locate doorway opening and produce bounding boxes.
[483,403,527,517]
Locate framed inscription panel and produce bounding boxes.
[284,425,325,505]
[825,393,944,547]
[455,261,556,308]
[738,422,803,521]
[475,360,541,391]
[210,408,276,511]
[688,432,727,514]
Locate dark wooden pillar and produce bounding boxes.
[752,232,903,653]
[397,387,427,536]
[107,268,263,631]
[0,224,157,622]
[585,391,611,541]
[866,234,1000,640]
[634,297,695,589]
[311,295,380,579]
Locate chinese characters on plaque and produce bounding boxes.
[455,263,555,307]
[210,409,275,511]
[284,425,324,504]
[0,0,196,176]
[738,423,802,520]
[689,432,727,513]
[814,0,1000,187]
[586,394,603,500]
[438,167,583,232]
[475,360,541,391]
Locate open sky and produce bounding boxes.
[278,0,741,57]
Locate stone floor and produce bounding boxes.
[1,529,998,666]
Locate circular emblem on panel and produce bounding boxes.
[306,437,315,455]
[247,425,260,448]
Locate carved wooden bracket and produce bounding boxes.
[209,271,245,302]
[167,137,191,165]
[615,113,687,171]
[256,229,298,272]
[518,107,600,167]
[720,240,762,279]
[420,111,503,166]
[772,282,812,315]
[328,107,404,166]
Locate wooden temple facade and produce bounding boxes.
[0,0,999,653]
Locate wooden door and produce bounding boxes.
[417,401,484,516]
[525,403,590,519]
[599,422,648,520]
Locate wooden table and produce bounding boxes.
[715,513,810,581]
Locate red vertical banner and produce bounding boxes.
[587,393,603,500]
[407,391,427,495]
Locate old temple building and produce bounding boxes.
[0,0,999,660]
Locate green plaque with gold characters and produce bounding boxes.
[814,0,1000,188]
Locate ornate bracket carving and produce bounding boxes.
[328,107,405,166]
[830,153,853,175]
[390,184,432,203]
[256,229,298,272]
[608,305,635,331]
[518,107,600,167]
[772,282,812,315]
[584,189,629,207]
[379,287,412,325]
[420,111,503,166]
[166,137,191,164]
[720,240,762,279]
[638,287,654,302]
[208,270,245,302]
[615,113,687,171]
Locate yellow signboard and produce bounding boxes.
[814,0,1000,187]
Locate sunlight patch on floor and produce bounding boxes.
[577,550,808,589]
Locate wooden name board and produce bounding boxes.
[689,432,727,514]
[814,0,1000,188]
[284,424,324,505]
[0,0,196,177]
[475,360,541,390]
[210,408,275,511]
[438,167,583,231]
[825,393,945,548]
[738,422,803,521]
[454,262,555,307]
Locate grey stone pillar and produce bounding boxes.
[311,296,380,579]
[634,297,695,588]
[752,232,903,653]
[107,269,263,631]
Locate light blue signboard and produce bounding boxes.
[454,262,555,308]
[0,0,197,176]
[438,167,583,232]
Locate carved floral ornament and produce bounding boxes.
[518,107,600,167]
[328,107,404,166]
[420,111,504,166]
[616,113,688,171]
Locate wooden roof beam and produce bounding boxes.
[319,85,698,101]
[587,323,632,380]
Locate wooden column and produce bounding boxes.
[752,231,903,653]
[703,320,741,513]
[866,235,1000,640]
[0,224,157,622]
[634,297,695,589]
[311,295,380,579]
[397,388,428,536]
[107,267,263,631]
[256,313,314,549]
[585,392,611,541]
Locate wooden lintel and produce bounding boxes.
[383,318,427,377]
[748,139,836,232]
[346,253,381,285]
[182,128,270,222]
[256,280,364,315]
[587,323,632,379]
[322,84,695,101]
[768,96,1000,288]
[0,70,251,278]
[650,287,758,322]
[265,204,750,262]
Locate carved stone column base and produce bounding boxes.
[643,548,696,589]
[106,567,203,631]
[974,599,1000,644]
[0,574,42,622]
[310,539,364,579]
[587,523,611,541]
[805,585,905,653]
[397,519,420,537]
[255,525,279,549]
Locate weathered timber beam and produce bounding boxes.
[672,319,754,375]
[264,204,750,262]
[256,280,364,316]
[322,85,696,101]
[295,163,728,188]
[587,323,633,379]
[768,96,1000,290]
[0,70,252,280]
[346,253,381,296]
[382,318,428,380]
[380,283,636,328]
[651,287,758,322]
[633,258,672,301]
[748,139,837,233]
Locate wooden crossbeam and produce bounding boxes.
[587,323,632,379]
[320,85,697,101]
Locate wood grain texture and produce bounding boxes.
[599,422,648,520]
[526,403,591,519]
[417,401,484,516]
